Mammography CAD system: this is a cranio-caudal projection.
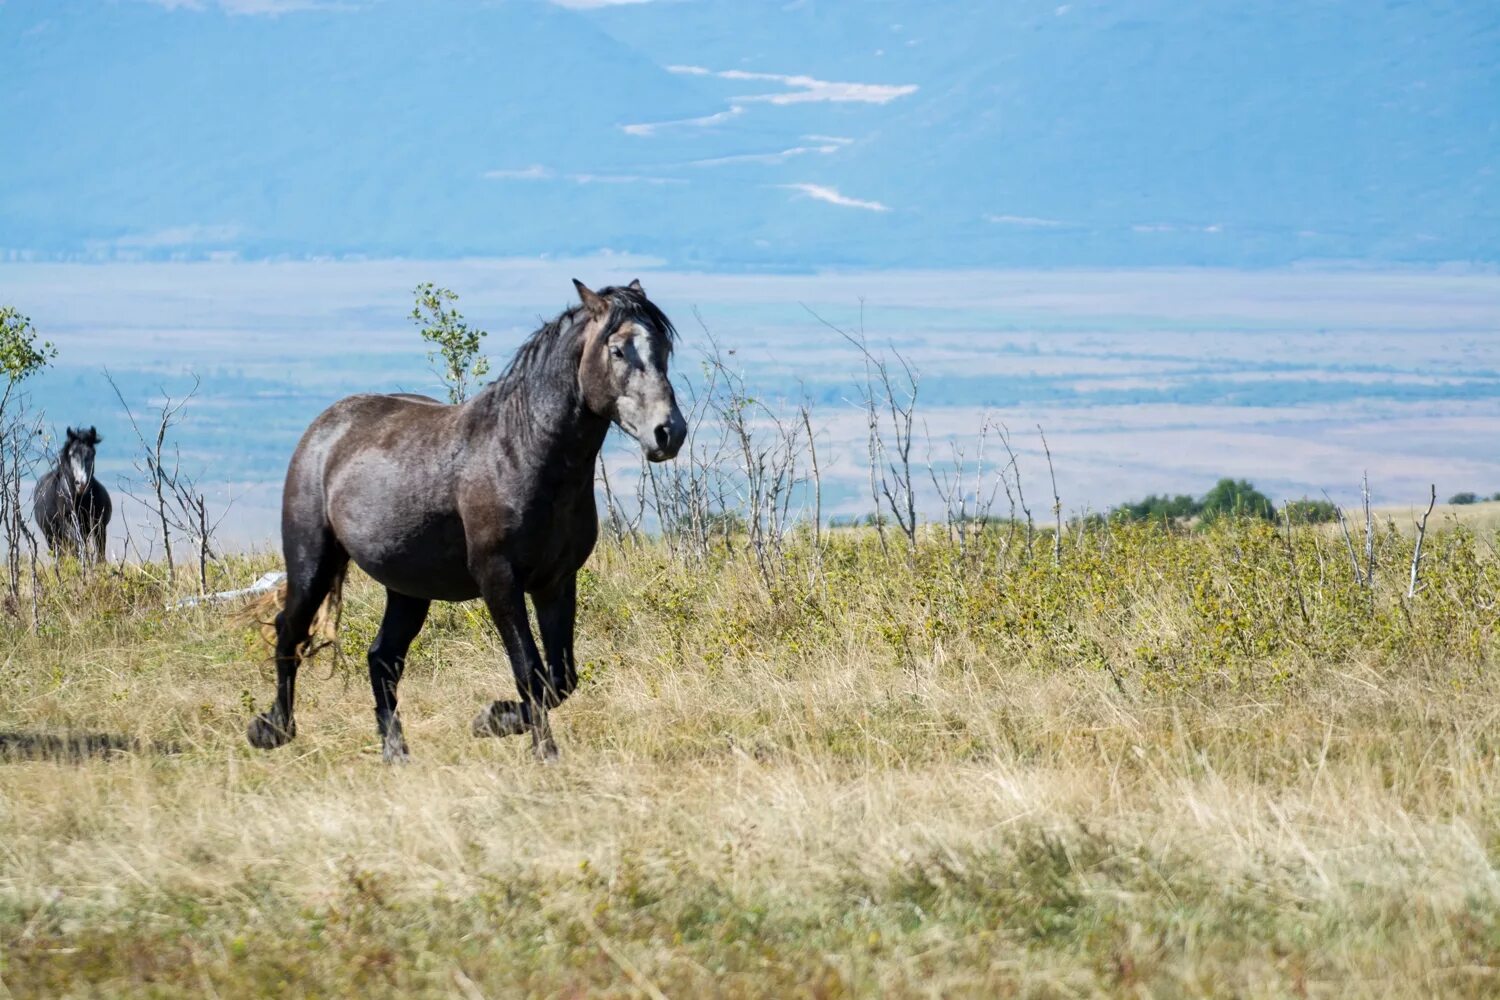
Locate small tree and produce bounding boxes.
[1115,492,1199,523]
[1198,478,1275,522]
[0,307,55,405]
[0,307,54,622]
[1284,497,1339,524]
[411,283,489,403]
[1448,491,1480,506]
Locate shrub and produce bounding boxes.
[1112,479,1283,525]
[1114,493,1199,523]
[410,283,489,403]
[1197,478,1275,522]
[1283,497,1338,523]
[0,306,55,388]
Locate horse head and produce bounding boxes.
[63,426,100,497]
[574,279,686,462]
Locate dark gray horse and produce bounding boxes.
[248,279,686,762]
[33,426,112,561]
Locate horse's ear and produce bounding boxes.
[627,278,644,294]
[88,426,99,443]
[65,427,77,442]
[573,279,608,320]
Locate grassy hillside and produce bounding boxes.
[2,517,1499,997]
[1377,499,1500,539]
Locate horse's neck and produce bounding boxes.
[535,399,610,479]
[481,375,609,482]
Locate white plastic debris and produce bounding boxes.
[172,570,286,609]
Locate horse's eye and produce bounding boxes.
[609,344,625,360]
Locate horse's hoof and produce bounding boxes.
[246,713,294,750]
[381,725,411,764]
[533,738,560,764]
[472,701,527,738]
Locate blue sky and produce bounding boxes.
[4,0,1497,270]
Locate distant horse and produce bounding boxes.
[248,279,686,763]
[33,426,112,561]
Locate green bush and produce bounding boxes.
[0,306,55,386]
[410,283,489,403]
[1115,493,1199,523]
[1112,478,1286,525]
[1284,497,1339,523]
[1198,478,1276,521]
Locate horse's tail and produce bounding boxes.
[310,565,348,664]
[236,567,346,659]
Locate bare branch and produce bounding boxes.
[1325,489,1363,586]
[1407,483,1437,599]
[801,402,821,551]
[1038,424,1061,566]
[1362,471,1375,590]
[996,425,1033,563]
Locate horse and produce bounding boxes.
[33,426,112,562]
[247,279,686,763]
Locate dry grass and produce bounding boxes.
[1377,499,1500,539]
[2,520,1499,998]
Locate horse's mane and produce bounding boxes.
[57,426,100,472]
[62,426,99,454]
[486,285,677,402]
[474,283,675,425]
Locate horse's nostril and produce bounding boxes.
[653,422,672,449]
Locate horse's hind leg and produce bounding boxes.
[367,590,430,763]
[247,532,347,750]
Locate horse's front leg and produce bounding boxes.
[533,575,580,710]
[470,560,558,761]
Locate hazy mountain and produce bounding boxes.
[3,0,1495,268]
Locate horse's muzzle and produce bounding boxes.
[645,410,686,462]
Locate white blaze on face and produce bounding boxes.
[626,322,655,369]
[612,322,669,446]
[69,453,88,492]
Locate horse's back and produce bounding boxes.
[291,391,460,466]
[284,392,475,599]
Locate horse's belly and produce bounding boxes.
[356,548,482,603]
[328,497,480,602]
